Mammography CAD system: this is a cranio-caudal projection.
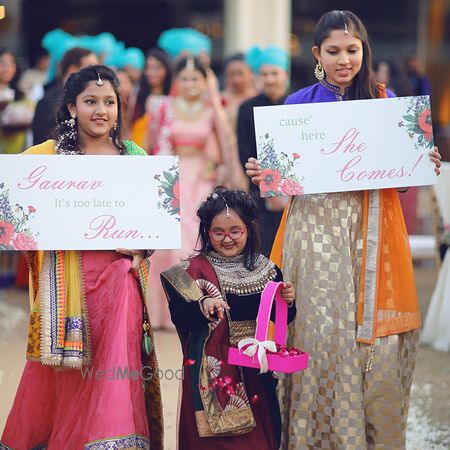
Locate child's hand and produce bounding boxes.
[201,297,230,321]
[281,282,295,305]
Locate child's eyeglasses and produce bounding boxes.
[209,228,246,242]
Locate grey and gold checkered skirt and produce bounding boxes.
[278,192,418,450]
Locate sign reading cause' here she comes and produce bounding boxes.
[254,95,436,197]
[0,155,181,250]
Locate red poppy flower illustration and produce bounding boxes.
[418,109,432,134]
[0,221,14,246]
[28,205,36,213]
[281,179,304,196]
[292,153,301,160]
[260,169,281,194]
[12,232,37,250]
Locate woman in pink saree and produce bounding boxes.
[1,65,162,450]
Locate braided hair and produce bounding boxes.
[197,186,261,270]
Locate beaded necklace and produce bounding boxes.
[206,251,277,295]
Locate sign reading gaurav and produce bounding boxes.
[0,155,181,250]
[253,95,436,197]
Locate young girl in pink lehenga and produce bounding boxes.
[1,65,162,450]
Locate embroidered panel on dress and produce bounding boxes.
[84,434,150,450]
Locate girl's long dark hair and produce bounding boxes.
[53,64,126,154]
[314,10,379,100]
[196,187,261,271]
[134,48,172,121]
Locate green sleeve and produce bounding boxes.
[124,140,147,156]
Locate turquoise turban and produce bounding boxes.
[42,29,78,81]
[92,32,117,56]
[42,29,144,78]
[42,29,128,80]
[245,45,289,73]
[104,44,144,70]
[103,40,126,67]
[121,47,145,70]
[157,28,211,58]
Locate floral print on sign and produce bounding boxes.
[398,96,434,150]
[258,133,304,197]
[155,163,180,221]
[0,183,38,250]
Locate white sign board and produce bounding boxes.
[0,155,181,250]
[254,95,436,196]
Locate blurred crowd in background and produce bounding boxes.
[0,24,440,328]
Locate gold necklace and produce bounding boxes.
[174,96,204,115]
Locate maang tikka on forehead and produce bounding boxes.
[96,72,104,86]
[185,57,195,71]
[225,201,231,219]
[341,11,349,35]
[211,192,231,218]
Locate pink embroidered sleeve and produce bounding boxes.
[146,95,174,155]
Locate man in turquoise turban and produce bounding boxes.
[237,45,290,256]
[245,45,289,104]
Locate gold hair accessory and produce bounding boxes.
[210,192,231,218]
[342,11,349,35]
[185,57,195,71]
[225,202,230,219]
[96,72,104,86]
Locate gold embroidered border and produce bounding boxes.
[357,190,380,342]
[161,263,203,303]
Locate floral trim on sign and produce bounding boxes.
[258,133,304,197]
[155,163,180,221]
[0,183,38,250]
[398,96,434,150]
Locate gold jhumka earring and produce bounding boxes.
[314,60,325,80]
